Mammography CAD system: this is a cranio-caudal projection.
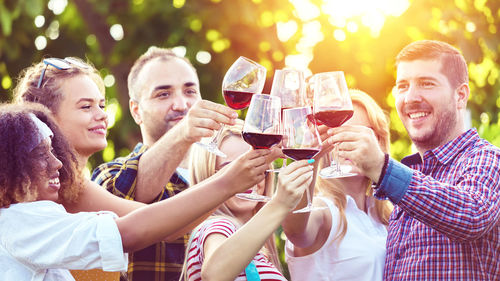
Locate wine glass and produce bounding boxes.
[282,106,326,213]
[313,71,356,179]
[197,56,266,158]
[268,68,306,172]
[237,94,282,202]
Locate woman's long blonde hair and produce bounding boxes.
[180,120,280,280]
[316,89,393,243]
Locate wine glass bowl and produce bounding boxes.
[242,94,282,150]
[268,68,306,172]
[313,71,356,179]
[282,107,325,213]
[222,57,267,110]
[236,94,282,202]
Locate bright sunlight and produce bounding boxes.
[280,0,411,71]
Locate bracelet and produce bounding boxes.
[374,153,389,189]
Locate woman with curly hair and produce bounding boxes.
[0,103,273,281]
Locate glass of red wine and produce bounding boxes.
[282,106,326,213]
[268,68,306,173]
[197,56,266,158]
[237,94,283,202]
[313,71,356,179]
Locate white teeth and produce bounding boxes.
[49,178,60,185]
[90,128,106,134]
[409,112,429,119]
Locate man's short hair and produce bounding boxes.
[127,46,197,100]
[396,40,468,88]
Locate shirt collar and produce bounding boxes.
[132,142,189,186]
[401,129,479,166]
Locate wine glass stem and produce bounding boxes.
[334,144,340,173]
[305,181,313,207]
[208,124,225,146]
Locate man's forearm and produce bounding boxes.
[135,124,193,203]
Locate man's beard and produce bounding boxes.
[164,110,188,132]
[145,110,188,143]
[405,105,457,151]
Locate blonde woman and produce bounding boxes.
[182,120,314,281]
[283,89,392,281]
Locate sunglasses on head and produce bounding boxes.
[37,57,89,88]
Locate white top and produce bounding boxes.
[186,217,287,281]
[285,196,387,281]
[0,201,128,281]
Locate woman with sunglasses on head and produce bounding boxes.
[14,57,108,170]
[0,103,275,281]
[282,90,392,281]
[180,120,314,281]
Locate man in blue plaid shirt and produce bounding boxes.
[327,40,499,280]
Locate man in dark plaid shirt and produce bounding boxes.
[327,40,499,280]
[92,47,242,281]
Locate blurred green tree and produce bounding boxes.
[1,0,498,278]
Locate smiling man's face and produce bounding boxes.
[395,58,461,151]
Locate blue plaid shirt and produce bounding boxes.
[92,143,189,281]
[376,129,500,280]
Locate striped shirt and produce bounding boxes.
[186,218,287,281]
[376,129,500,280]
[91,143,189,281]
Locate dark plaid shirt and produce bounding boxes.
[92,143,189,281]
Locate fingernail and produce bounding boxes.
[307,159,315,164]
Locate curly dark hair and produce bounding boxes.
[0,103,82,208]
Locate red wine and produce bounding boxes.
[242,132,283,149]
[306,107,322,125]
[281,107,292,119]
[314,109,353,128]
[282,148,320,160]
[223,90,254,110]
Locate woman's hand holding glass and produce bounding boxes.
[238,94,283,202]
[272,160,314,212]
[216,148,275,195]
[282,106,325,213]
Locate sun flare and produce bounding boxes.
[279,0,410,70]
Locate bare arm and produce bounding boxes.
[63,180,145,216]
[281,134,332,249]
[116,148,273,252]
[281,161,328,249]
[201,161,313,281]
[135,100,238,203]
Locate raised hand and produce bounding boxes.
[179,100,238,143]
[327,125,385,182]
[217,148,276,194]
[273,160,314,211]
